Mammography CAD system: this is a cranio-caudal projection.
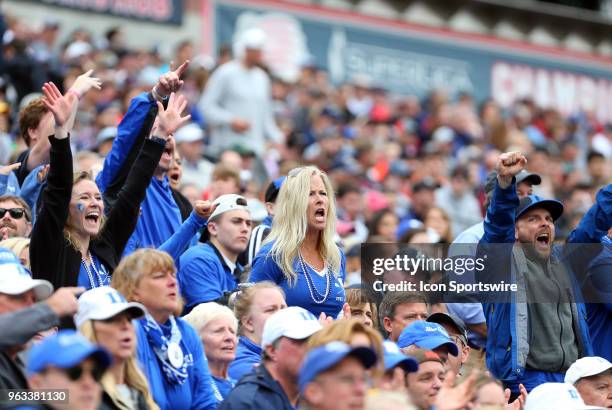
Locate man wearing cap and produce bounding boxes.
[220,306,322,409]
[396,320,459,365]
[0,248,82,390]
[404,349,446,410]
[478,151,612,395]
[199,27,284,157]
[238,176,285,267]
[179,194,252,312]
[446,168,542,352]
[565,357,612,408]
[298,341,378,410]
[524,382,605,410]
[174,123,214,190]
[376,340,419,392]
[427,313,470,376]
[27,330,111,410]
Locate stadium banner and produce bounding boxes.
[214,0,612,123]
[26,0,183,25]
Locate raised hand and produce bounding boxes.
[155,92,191,138]
[496,151,527,189]
[434,371,478,410]
[68,69,101,98]
[505,384,527,410]
[155,60,190,99]
[0,162,21,176]
[41,82,76,129]
[194,200,217,219]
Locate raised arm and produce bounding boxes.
[568,184,612,244]
[481,152,526,244]
[96,61,190,196]
[100,92,191,257]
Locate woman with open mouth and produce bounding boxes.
[30,73,190,292]
[249,165,346,319]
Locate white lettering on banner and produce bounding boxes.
[492,61,612,123]
[329,28,474,95]
[39,0,173,20]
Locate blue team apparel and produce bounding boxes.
[228,336,263,381]
[250,241,346,318]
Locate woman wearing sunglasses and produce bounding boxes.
[29,74,190,291]
[75,286,159,410]
[112,248,217,410]
[249,166,346,319]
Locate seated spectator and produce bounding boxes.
[298,342,378,410]
[0,237,30,268]
[524,382,596,410]
[27,330,112,410]
[228,281,287,381]
[344,288,377,328]
[404,349,445,410]
[183,302,238,404]
[397,321,458,364]
[427,312,471,376]
[111,248,217,410]
[220,306,322,410]
[174,123,214,190]
[375,340,418,392]
[378,292,429,342]
[564,356,612,409]
[470,375,508,410]
[75,286,158,410]
[179,194,252,310]
[0,195,32,239]
[208,164,241,200]
[367,208,399,243]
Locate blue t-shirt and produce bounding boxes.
[228,336,262,381]
[250,241,346,318]
[212,375,235,403]
[178,242,242,311]
[135,317,217,410]
[77,253,110,290]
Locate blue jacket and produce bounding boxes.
[178,242,243,312]
[159,211,207,269]
[135,317,216,410]
[219,364,294,410]
[96,92,182,255]
[478,180,606,392]
[228,336,262,382]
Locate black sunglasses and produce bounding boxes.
[0,208,25,219]
[65,364,105,382]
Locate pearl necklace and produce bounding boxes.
[298,253,331,304]
[81,251,108,289]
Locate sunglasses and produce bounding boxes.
[65,364,105,382]
[0,208,25,219]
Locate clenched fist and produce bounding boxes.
[496,151,527,189]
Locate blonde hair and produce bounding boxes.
[64,171,106,252]
[79,320,159,410]
[233,282,285,336]
[111,249,183,316]
[0,237,30,268]
[306,318,384,374]
[264,166,340,285]
[345,288,379,329]
[183,302,238,334]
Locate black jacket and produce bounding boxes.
[219,364,294,410]
[30,135,164,289]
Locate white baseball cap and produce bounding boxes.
[209,194,250,221]
[175,123,204,144]
[261,306,322,348]
[0,248,52,301]
[240,28,267,50]
[565,356,612,385]
[74,286,146,328]
[524,383,605,410]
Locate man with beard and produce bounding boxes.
[479,151,611,397]
[0,195,32,239]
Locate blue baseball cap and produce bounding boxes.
[516,195,564,222]
[28,330,112,375]
[0,247,52,301]
[299,341,377,393]
[397,321,459,356]
[383,340,418,373]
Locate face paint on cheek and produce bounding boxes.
[76,203,85,213]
